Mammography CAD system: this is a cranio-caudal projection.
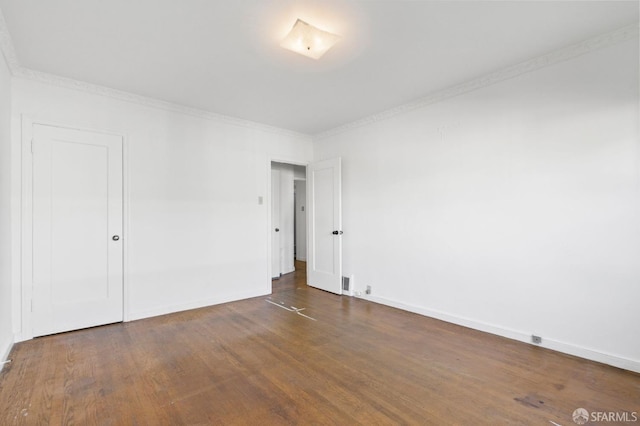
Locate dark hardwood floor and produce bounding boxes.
[1,261,638,425]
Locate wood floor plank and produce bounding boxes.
[1,261,638,425]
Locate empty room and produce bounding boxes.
[0,1,639,424]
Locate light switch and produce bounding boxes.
[258,196,263,205]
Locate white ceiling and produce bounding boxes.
[0,1,638,134]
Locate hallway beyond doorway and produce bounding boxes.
[272,260,307,294]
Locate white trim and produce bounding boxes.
[128,289,269,322]
[0,8,306,140]
[122,134,131,322]
[0,8,19,74]
[359,294,640,374]
[13,71,308,139]
[10,106,21,342]
[314,23,640,140]
[267,161,274,284]
[18,117,128,340]
[19,117,33,341]
[270,158,309,168]
[0,336,12,372]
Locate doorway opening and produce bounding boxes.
[270,162,307,289]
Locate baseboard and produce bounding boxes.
[360,294,640,374]
[128,289,269,322]
[0,335,13,372]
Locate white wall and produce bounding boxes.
[314,38,640,372]
[295,180,307,261]
[12,78,313,336]
[0,50,13,365]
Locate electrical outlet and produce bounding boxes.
[531,335,542,344]
[366,285,371,295]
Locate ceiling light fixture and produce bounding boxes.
[280,19,340,60]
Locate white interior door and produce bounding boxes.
[32,124,123,336]
[271,169,281,279]
[307,158,342,294]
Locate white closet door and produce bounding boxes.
[32,124,123,336]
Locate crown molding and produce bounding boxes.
[13,68,310,139]
[0,7,20,74]
[0,8,309,140]
[1,4,636,141]
[314,23,639,141]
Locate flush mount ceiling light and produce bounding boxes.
[280,19,340,60]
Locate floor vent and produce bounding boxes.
[342,276,350,292]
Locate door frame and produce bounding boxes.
[270,168,281,279]
[18,116,129,341]
[267,158,308,290]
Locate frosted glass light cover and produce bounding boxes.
[280,19,340,60]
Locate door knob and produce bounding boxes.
[275,228,280,232]
[112,235,120,241]
[332,230,343,235]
